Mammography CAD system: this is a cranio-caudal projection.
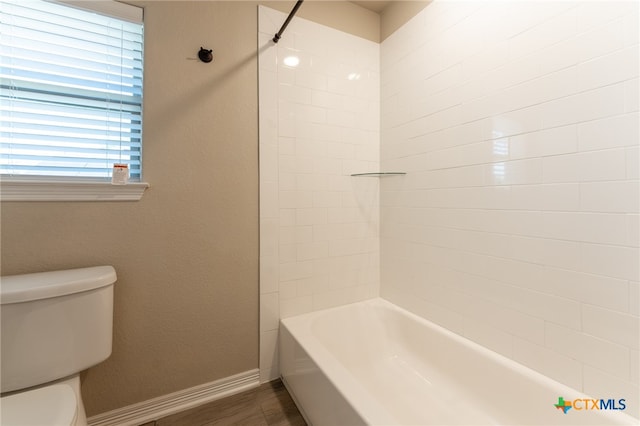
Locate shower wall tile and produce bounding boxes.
[259,6,379,382]
[584,365,640,411]
[632,350,639,385]
[545,322,630,379]
[631,283,640,317]
[259,329,278,383]
[582,305,640,351]
[260,292,279,333]
[381,0,639,410]
[579,181,639,213]
[626,78,639,112]
[513,337,583,391]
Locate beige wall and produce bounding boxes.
[268,0,380,41]
[0,0,380,416]
[380,1,430,41]
[267,0,430,43]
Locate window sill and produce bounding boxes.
[0,179,149,202]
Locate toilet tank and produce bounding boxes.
[1,266,116,393]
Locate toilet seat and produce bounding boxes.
[1,384,77,425]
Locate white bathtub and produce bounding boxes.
[280,298,638,425]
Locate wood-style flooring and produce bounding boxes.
[138,379,306,426]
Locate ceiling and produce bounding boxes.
[350,1,392,13]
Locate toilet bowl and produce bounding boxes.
[2,383,77,426]
[0,266,117,426]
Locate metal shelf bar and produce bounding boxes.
[350,172,406,177]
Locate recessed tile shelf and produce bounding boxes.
[350,172,407,177]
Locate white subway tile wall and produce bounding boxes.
[258,6,380,382]
[381,0,639,413]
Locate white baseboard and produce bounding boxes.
[87,369,260,426]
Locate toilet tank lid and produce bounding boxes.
[1,266,116,304]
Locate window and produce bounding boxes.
[0,0,147,200]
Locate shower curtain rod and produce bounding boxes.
[273,0,304,43]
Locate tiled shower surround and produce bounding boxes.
[259,0,639,410]
[380,0,638,410]
[258,6,380,382]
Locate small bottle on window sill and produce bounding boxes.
[112,164,129,185]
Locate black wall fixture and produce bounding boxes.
[273,0,304,43]
[198,47,213,63]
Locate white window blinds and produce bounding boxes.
[0,0,144,180]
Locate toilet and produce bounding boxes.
[0,266,117,426]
